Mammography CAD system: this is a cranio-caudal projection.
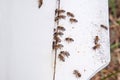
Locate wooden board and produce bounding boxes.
[0,0,110,80]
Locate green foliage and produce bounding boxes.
[101,71,120,80]
[110,42,120,50]
[117,20,120,25]
[109,0,117,18]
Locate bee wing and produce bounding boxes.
[38,0,43,8]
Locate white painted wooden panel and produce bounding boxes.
[0,0,55,80]
[0,0,110,80]
[54,0,110,80]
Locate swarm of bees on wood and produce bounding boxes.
[43,3,108,78]
[53,8,66,52]
[53,9,66,51]
[53,8,77,63]
[58,51,70,62]
[46,2,108,78]
[52,5,82,79]
[55,9,66,22]
[73,70,81,78]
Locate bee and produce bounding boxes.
[58,53,65,62]
[58,15,66,19]
[65,37,74,43]
[73,70,81,78]
[58,51,70,62]
[54,44,63,49]
[93,43,100,50]
[54,15,66,22]
[67,12,74,17]
[57,26,66,31]
[70,18,78,23]
[100,24,108,30]
[54,32,64,36]
[60,51,70,57]
[58,9,65,14]
[55,9,65,15]
[38,0,43,8]
[94,36,99,44]
[53,36,61,43]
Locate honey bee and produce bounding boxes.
[55,9,65,15]
[53,36,61,43]
[73,70,81,78]
[60,51,70,57]
[65,37,74,43]
[58,53,65,62]
[54,32,64,36]
[67,12,74,17]
[58,9,65,14]
[55,15,66,22]
[58,15,66,19]
[58,51,70,62]
[70,18,78,23]
[93,43,100,50]
[94,36,99,44]
[38,0,43,8]
[54,44,63,49]
[100,24,108,30]
[57,26,66,31]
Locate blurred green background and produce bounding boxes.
[91,0,120,80]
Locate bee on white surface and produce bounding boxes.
[93,43,101,50]
[65,37,74,43]
[73,70,81,78]
[67,12,74,17]
[38,0,43,8]
[94,36,99,44]
[69,18,78,23]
